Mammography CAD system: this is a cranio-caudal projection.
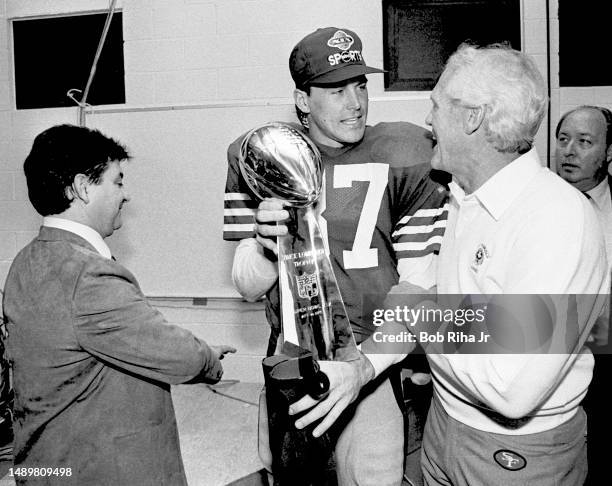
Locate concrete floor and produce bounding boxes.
[0,380,264,486]
[174,381,263,486]
[0,377,429,486]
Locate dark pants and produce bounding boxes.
[583,352,612,485]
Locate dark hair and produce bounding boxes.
[555,105,612,149]
[295,105,309,129]
[24,124,130,216]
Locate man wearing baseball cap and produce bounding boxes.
[289,27,385,87]
[224,27,448,485]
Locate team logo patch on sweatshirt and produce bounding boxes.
[494,450,526,471]
[473,243,490,267]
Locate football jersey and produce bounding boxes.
[224,122,449,345]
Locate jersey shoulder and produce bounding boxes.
[365,121,434,168]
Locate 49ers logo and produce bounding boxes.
[493,450,526,471]
[327,30,354,51]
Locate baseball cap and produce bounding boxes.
[289,27,385,88]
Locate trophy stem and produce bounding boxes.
[303,209,334,360]
[277,207,356,361]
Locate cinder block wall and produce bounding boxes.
[0,0,605,382]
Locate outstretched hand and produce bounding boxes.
[288,354,375,437]
[211,345,237,360]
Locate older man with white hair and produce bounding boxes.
[292,44,609,486]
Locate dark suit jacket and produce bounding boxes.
[3,226,223,485]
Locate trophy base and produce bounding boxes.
[262,352,337,486]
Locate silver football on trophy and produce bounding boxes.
[238,122,322,207]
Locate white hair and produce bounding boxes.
[442,43,548,154]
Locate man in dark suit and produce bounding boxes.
[555,105,612,485]
[2,124,235,485]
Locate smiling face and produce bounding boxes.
[555,108,611,192]
[85,160,130,238]
[295,76,368,147]
[425,73,466,175]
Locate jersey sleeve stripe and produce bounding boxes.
[395,243,442,258]
[393,219,447,236]
[223,223,256,232]
[223,232,256,241]
[224,199,257,209]
[393,234,443,252]
[395,213,448,228]
[399,213,449,228]
[394,226,445,244]
[224,215,255,225]
[396,204,450,226]
[224,208,256,216]
[225,192,253,201]
[223,223,256,241]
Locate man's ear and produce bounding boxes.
[70,173,90,204]
[463,105,486,135]
[606,144,612,165]
[294,88,310,114]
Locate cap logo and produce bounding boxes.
[327,30,354,51]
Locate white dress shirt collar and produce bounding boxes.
[586,176,611,212]
[42,216,112,259]
[449,148,542,221]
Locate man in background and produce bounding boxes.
[555,105,612,345]
[224,27,448,485]
[3,124,235,485]
[555,105,612,485]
